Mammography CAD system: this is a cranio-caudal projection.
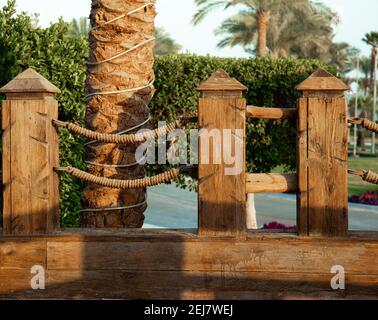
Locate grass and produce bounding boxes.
[273,156,378,196]
[348,156,378,196]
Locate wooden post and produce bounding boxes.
[197,69,247,238]
[296,68,350,237]
[0,68,60,235]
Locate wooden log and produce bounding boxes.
[246,173,297,193]
[197,69,247,238]
[0,68,61,235]
[296,68,350,237]
[0,230,376,299]
[247,106,297,119]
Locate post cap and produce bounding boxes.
[296,68,350,92]
[0,68,61,95]
[197,69,248,93]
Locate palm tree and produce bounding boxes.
[154,27,182,55]
[215,2,337,59]
[193,0,335,57]
[362,32,378,93]
[82,1,156,228]
[360,56,371,94]
[69,17,90,38]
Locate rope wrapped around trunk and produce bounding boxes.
[55,166,180,189]
[348,118,378,133]
[348,169,378,185]
[53,119,181,144]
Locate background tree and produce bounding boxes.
[69,17,90,38]
[154,27,182,55]
[360,56,372,94]
[362,32,378,94]
[193,0,336,57]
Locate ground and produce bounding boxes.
[348,156,378,195]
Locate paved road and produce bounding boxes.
[144,184,378,231]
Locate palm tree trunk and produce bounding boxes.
[82,0,156,228]
[257,9,270,57]
[371,47,377,94]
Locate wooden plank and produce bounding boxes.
[197,70,247,238]
[47,239,378,274]
[198,98,246,237]
[10,100,31,234]
[2,101,12,233]
[307,97,348,237]
[28,101,50,234]
[247,106,297,120]
[0,270,375,299]
[246,173,297,193]
[47,100,60,230]
[0,240,46,269]
[297,97,309,236]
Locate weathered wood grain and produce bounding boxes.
[197,70,247,238]
[247,106,297,120]
[297,69,349,237]
[246,173,297,193]
[297,97,309,236]
[0,69,60,235]
[2,101,12,234]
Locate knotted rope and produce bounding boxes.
[55,166,180,189]
[349,118,378,133]
[348,169,378,185]
[53,119,180,144]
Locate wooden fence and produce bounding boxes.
[0,68,377,299]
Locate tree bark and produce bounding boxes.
[257,10,270,57]
[82,0,156,228]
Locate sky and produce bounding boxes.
[1,0,377,58]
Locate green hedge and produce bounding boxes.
[0,1,331,227]
[151,55,330,174]
[0,1,88,227]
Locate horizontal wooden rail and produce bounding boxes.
[247,106,297,120]
[246,173,298,193]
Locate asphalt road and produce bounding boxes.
[144,184,378,231]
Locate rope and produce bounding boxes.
[55,166,180,189]
[80,199,147,213]
[348,118,378,133]
[53,119,180,144]
[85,78,155,99]
[348,169,378,185]
[92,2,154,30]
[84,116,151,147]
[88,38,155,65]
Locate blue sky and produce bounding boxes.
[2,0,377,57]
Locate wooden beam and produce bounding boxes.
[297,68,349,237]
[246,173,297,193]
[247,106,297,120]
[0,230,377,299]
[197,70,247,238]
[0,68,60,235]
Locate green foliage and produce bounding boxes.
[151,54,331,174]
[0,0,88,227]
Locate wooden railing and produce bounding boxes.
[197,68,350,238]
[0,67,351,239]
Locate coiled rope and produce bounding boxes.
[348,169,378,185]
[55,166,180,189]
[349,118,378,133]
[53,119,181,144]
